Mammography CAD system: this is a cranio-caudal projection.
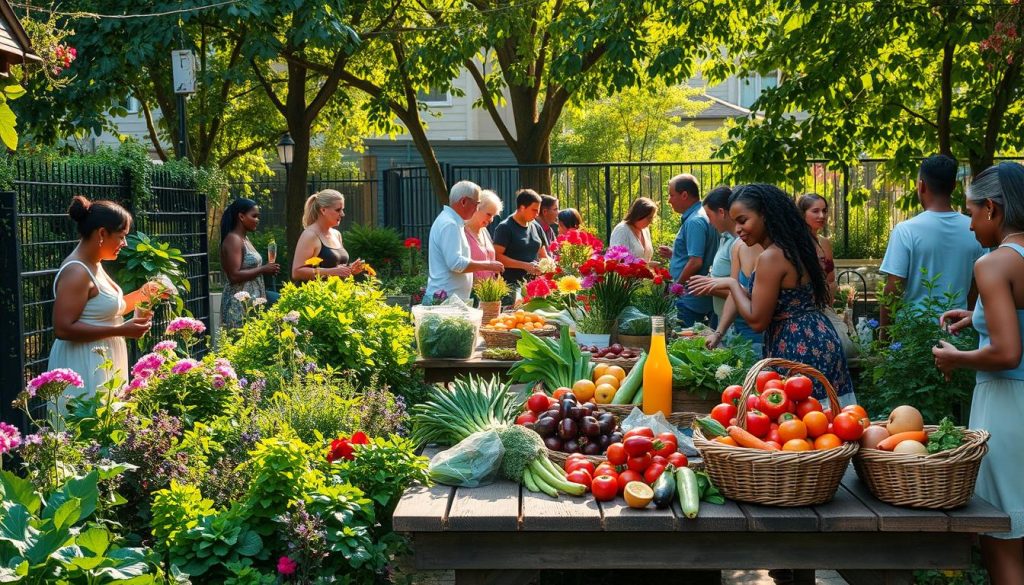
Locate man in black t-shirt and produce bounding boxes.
[494,189,550,303]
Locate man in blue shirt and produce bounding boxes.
[664,173,719,327]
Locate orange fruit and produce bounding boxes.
[814,433,843,450]
[594,383,617,404]
[778,420,808,443]
[553,387,572,400]
[842,404,869,421]
[714,436,739,447]
[782,439,812,452]
[803,411,829,438]
[593,363,610,379]
[623,481,654,509]
[536,316,546,325]
[607,365,627,382]
[572,379,596,400]
[594,375,620,389]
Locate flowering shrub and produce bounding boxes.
[551,229,604,275]
[578,246,672,320]
[133,353,240,425]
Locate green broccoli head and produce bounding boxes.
[496,425,544,482]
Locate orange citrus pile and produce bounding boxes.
[482,310,548,332]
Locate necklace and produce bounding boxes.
[1002,232,1024,244]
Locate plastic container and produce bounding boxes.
[412,303,483,359]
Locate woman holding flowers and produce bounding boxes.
[49,196,159,404]
[465,190,503,281]
[687,184,854,408]
[933,162,1024,581]
[220,198,280,329]
[291,189,364,281]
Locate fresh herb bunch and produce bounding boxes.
[473,276,511,302]
[927,417,965,454]
[576,308,615,334]
[669,337,757,399]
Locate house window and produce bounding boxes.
[739,72,779,109]
[417,88,451,106]
[119,96,140,114]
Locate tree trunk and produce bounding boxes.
[285,62,312,252]
[396,109,449,205]
[513,131,552,194]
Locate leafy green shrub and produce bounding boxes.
[861,285,978,425]
[135,355,241,426]
[253,370,360,445]
[329,435,429,517]
[343,224,405,277]
[243,435,319,532]
[117,231,191,294]
[668,336,758,399]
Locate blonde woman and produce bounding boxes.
[291,189,365,281]
[465,190,503,281]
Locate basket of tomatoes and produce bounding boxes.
[692,358,860,507]
[480,310,557,348]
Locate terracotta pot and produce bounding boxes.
[479,300,502,324]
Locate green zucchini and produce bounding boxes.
[611,352,647,404]
[694,416,728,439]
[652,464,677,509]
[675,466,700,519]
[631,387,644,405]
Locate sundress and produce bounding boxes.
[221,239,267,329]
[749,273,855,408]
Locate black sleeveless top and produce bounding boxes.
[317,237,349,268]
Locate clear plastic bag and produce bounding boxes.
[428,430,506,487]
[412,298,482,359]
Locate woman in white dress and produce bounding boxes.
[48,196,155,407]
[609,197,665,261]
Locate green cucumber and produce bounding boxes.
[631,387,644,405]
[675,466,700,519]
[695,416,728,439]
[611,352,647,404]
[652,464,677,509]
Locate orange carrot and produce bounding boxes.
[714,436,739,447]
[728,426,780,450]
[876,431,928,451]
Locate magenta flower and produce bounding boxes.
[164,317,206,337]
[277,556,298,575]
[125,377,148,394]
[153,340,178,354]
[170,359,199,375]
[0,422,21,455]
[131,353,165,379]
[669,283,685,296]
[26,368,84,399]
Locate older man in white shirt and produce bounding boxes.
[425,180,504,302]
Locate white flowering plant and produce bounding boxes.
[668,336,758,400]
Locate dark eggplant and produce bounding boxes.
[580,416,601,438]
[609,431,624,443]
[652,464,677,509]
[563,439,580,453]
[558,400,574,419]
[533,417,557,438]
[581,402,597,417]
[597,434,613,450]
[544,406,561,419]
[543,436,563,451]
[569,406,587,421]
[597,414,616,435]
[558,418,578,440]
[582,441,602,455]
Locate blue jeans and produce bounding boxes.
[678,303,718,329]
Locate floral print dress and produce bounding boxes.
[749,274,855,406]
[221,239,267,329]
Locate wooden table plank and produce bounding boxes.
[672,498,748,532]
[841,468,949,532]
[740,501,820,532]
[393,483,455,532]
[446,480,522,531]
[813,485,879,532]
[598,498,677,531]
[945,496,1012,534]
[520,490,603,531]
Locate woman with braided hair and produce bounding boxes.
[688,183,855,407]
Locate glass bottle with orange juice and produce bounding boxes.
[642,316,672,416]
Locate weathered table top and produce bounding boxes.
[394,462,1009,580]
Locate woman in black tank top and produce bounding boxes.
[291,190,364,281]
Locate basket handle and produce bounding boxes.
[735,358,840,431]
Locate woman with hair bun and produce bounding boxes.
[290,189,365,281]
[48,196,157,405]
[219,198,279,329]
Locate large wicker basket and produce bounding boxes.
[480,324,557,348]
[692,358,858,506]
[853,424,989,509]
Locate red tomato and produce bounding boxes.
[594,462,619,478]
[605,442,627,465]
[515,412,537,425]
[763,379,785,392]
[747,394,762,412]
[643,463,666,484]
[783,375,814,402]
[626,453,652,473]
[759,388,791,420]
[617,470,643,494]
[842,404,870,421]
[656,432,678,447]
[832,413,865,442]
[565,460,595,477]
[591,475,618,501]
[764,428,782,445]
[744,410,772,438]
[650,455,668,467]
[653,434,678,458]
[527,393,550,414]
[624,427,655,439]
[721,385,743,406]
[795,397,823,419]
[667,452,689,469]
[566,469,592,490]
[777,412,798,424]
[756,370,782,393]
[710,403,737,428]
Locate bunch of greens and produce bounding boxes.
[509,326,595,390]
[416,312,477,358]
[473,276,511,303]
[669,336,757,399]
[927,417,965,454]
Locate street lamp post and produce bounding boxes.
[275,133,295,291]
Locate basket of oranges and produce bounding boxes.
[480,310,558,348]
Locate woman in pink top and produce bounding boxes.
[465,189,504,281]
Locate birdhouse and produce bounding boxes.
[0,0,42,77]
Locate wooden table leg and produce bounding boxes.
[455,569,539,585]
[839,569,914,585]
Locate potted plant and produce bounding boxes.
[575,307,615,348]
[473,276,510,323]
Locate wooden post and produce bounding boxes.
[361,154,378,226]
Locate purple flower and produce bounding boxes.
[22,433,42,446]
[170,359,199,375]
[214,358,237,380]
[277,556,298,576]
[868,319,879,328]
[26,368,84,399]
[0,422,21,455]
[603,246,632,262]
[164,317,206,337]
[212,375,225,389]
[889,342,903,351]
[669,283,685,296]
[283,310,300,324]
[126,377,148,394]
[581,274,599,289]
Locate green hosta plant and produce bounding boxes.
[118,231,190,294]
[329,435,429,514]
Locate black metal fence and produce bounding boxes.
[0,160,210,425]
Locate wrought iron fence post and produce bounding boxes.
[603,164,612,243]
[0,191,27,429]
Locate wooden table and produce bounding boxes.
[394,465,1009,585]
[415,351,516,384]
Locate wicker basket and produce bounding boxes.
[592,354,642,368]
[480,324,558,348]
[853,424,989,509]
[692,358,859,506]
[479,300,502,325]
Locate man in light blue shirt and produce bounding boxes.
[664,173,719,327]
[879,155,985,331]
[425,181,505,302]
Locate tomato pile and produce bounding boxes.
[560,426,688,504]
[701,371,869,451]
